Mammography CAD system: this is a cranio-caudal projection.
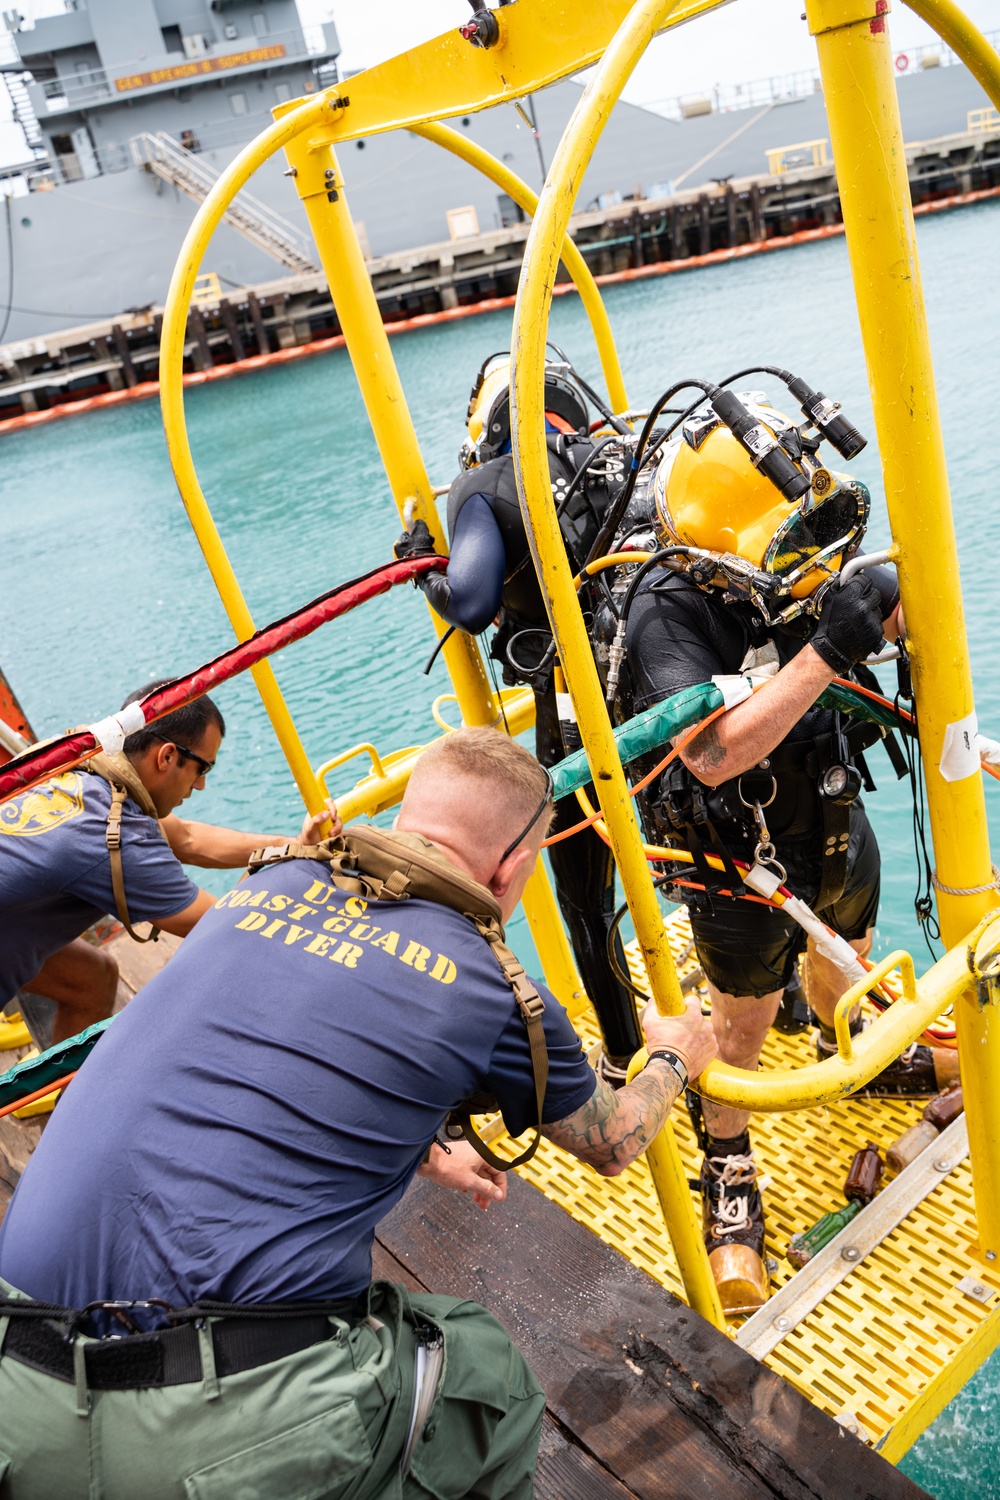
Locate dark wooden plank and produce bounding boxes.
[107,930,181,997]
[0,1113,45,1224]
[374,1235,637,1498]
[378,1175,771,1500]
[371,1239,426,1296]
[377,1173,930,1500]
[535,1415,639,1500]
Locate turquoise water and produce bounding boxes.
[1,198,998,1493]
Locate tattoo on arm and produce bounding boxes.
[684,719,728,775]
[543,1067,682,1175]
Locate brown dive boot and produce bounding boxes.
[817,1024,960,1096]
[698,1132,770,1316]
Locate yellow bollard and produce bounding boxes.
[806,0,1000,1253]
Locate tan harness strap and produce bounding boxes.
[84,747,162,945]
[247,828,549,1171]
[464,916,548,1171]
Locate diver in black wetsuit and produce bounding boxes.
[595,384,957,1314]
[395,352,642,1077]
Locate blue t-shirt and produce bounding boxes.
[0,856,596,1311]
[0,770,198,1003]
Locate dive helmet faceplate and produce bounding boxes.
[652,395,870,608]
[460,352,590,469]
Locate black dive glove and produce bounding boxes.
[393,518,436,561]
[810,573,886,674]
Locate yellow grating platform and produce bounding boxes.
[490,910,1000,1458]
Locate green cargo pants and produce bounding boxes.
[0,1278,545,1500]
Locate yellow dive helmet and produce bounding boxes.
[460,351,590,469]
[653,395,870,605]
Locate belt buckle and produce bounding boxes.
[81,1298,176,1336]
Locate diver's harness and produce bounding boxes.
[81,749,163,945]
[247,826,548,1172]
[658,701,895,910]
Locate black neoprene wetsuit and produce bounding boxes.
[623,568,899,998]
[418,446,643,1064]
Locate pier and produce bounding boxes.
[1,114,997,431]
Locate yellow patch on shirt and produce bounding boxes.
[0,773,86,837]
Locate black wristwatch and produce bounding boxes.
[644,1050,689,1094]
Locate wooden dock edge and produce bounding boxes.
[376,1171,932,1499]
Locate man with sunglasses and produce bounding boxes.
[0,679,336,1046]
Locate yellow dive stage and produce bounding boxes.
[155,0,1000,1462]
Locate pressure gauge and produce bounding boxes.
[819,762,862,805]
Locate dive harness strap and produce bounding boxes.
[83,747,163,945]
[247,826,548,1172]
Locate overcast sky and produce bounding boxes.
[1,0,995,160]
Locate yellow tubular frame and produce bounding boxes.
[806,0,1000,1252]
[511,0,687,1019]
[510,0,726,1331]
[160,95,334,810]
[275,0,730,146]
[904,0,1000,104]
[156,93,633,1011]
[410,123,629,416]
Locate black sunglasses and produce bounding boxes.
[153,735,215,777]
[499,768,555,864]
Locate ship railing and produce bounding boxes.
[36,24,335,114]
[639,26,1000,118]
[130,131,317,273]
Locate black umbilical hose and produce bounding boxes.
[545,339,632,436]
[580,380,717,577]
[615,547,696,626]
[422,624,456,675]
[554,436,620,521]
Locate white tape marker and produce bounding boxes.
[88,701,146,756]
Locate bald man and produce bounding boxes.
[0,727,715,1500]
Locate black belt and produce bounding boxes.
[1,1302,364,1390]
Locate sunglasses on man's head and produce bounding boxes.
[499,768,555,864]
[152,736,215,778]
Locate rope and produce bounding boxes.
[932,864,1000,898]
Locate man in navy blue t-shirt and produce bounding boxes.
[0,727,715,1499]
[0,680,336,1043]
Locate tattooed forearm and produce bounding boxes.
[676,647,838,787]
[543,1065,683,1177]
[685,719,728,774]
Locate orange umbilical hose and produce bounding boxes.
[0,1071,75,1119]
[541,701,730,848]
